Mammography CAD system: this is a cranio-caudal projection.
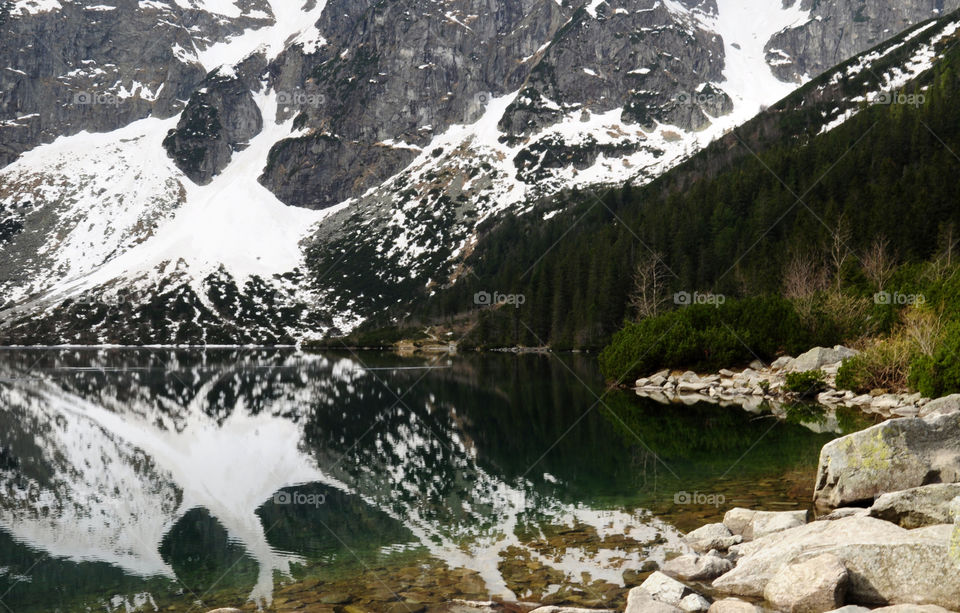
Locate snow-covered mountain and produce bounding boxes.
[0,0,955,344]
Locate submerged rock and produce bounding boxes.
[762,553,848,612]
[813,412,960,510]
[713,516,960,609]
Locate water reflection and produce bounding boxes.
[0,350,842,612]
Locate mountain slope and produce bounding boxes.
[0,0,956,344]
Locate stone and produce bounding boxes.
[530,608,616,613]
[624,594,683,613]
[662,553,733,581]
[706,599,757,613]
[818,507,869,521]
[824,607,870,613]
[868,483,960,528]
[205,610,243,613]
[678,594,711,612]
[763,553,848,612]
[772,356,794,370]
[683,523,741,553]
[719,369,736,377]
[789,346,857,372]
[633,571,687,606]
[743,510,808,540]
[712,516,960,609]
[722,508,756,536]
[919,393,960,418]
[813,412,960,511]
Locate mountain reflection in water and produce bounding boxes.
[0,349,838,612]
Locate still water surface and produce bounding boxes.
[0,349,868,612]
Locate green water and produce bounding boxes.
[0,349,872,612]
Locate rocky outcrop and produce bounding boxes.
[766,0,960,83]
[713,516,960,609]
[813,412,960,511]
[163,69,264,185]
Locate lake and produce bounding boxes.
[0,349,873,612]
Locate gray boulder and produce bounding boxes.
[743,510,809,540]
[763,553,848,612]
[662,553,733,581]
[790,346,857,372]
[632,572,688,606]
[722,508,755,536]
[678,594,711,612]
[824,608,870,613]
[813,412,960,511]
[683,523,741,553]
[919,393,960,418]
[712,516,960,608]
[869,483,960,528]
[706,600,758,613]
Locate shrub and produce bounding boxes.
[598,295,811,382]
[908,321,960,398]
[835,336,912,393]
[784,370,827,398]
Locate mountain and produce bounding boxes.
[0,0,955,344]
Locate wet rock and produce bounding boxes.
[763,553,848,612]
[868,483,960,528]
[683,523,741,553]
[706,599,757,613]
[712,516,960,609]
[813,412,960,511]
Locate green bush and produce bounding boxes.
[908,321,960,398]
[835,337,912,393]
[785,370,827,398]
[598,295,815,382]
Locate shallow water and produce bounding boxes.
[0,349,872,612]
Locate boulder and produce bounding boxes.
[743,510,809,540]
[772,356,795,370]
[678,594,711,612]
[531,608,615,613]
[663,553,733,581]
[818,507,869,521]
[722,508,755,536]
[712,516,960,608]
[625,595,683,613]
[763,553,848,612]
[919,393,960,418]
[813,412,960,511]
[706,599,757,613]
[824,607,870,613]
[632,572,687,606]
[868,483,960,528]
[683,523,741,553]
[790,346,857,372]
